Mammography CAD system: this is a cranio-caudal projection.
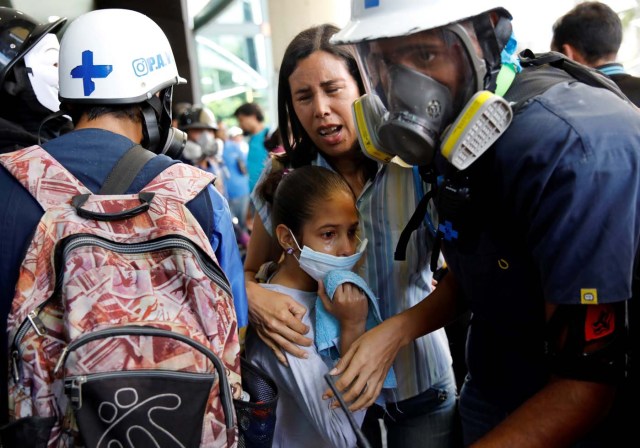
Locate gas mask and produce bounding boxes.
[181,140,203,162]
[352,23,512,170]
[141,86,187,159]
[195,131,220,158]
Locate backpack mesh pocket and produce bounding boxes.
[234,358,278,448]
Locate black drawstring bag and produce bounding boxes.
[235,358,279,448]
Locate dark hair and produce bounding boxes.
[277,24,366,168]
[234,102,264,122]
[259,165,355,238]
[63,103,143,126]
[551,1,622,65]
[264,127,282,152]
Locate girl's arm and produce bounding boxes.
[244,212,312,364]
[317,282,368,355]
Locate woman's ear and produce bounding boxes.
[275,224,295,254]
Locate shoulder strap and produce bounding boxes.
[0,145,90,211]
[142,162,215,205]
[505,50,630,107]
[99,144,156,195]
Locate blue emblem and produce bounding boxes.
[364,0,380,8]
[438,221,459,241]
[70,50,113,96]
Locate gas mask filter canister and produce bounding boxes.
[352,85,513,170]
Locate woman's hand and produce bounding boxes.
[247,281,313,366]
[244,211,312,365]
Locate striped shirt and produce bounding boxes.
[252,155,453,402]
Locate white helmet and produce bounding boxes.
[331,0,510,45]
[59,8,185,103]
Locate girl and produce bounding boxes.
[245,165,370,448]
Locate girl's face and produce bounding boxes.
[288,51,361,159]
[300,189,359,257]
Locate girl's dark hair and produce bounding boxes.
[261,165,355,238]
[277,24,366,168]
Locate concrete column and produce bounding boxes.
[267,0,349,72]
[264,0,350,124]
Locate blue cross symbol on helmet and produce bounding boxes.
[70,50,113,96]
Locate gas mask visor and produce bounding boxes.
[352,24,512,169]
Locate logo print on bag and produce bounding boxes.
[96,388,185,448]
[70,50,113,96]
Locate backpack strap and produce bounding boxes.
[506,50,630,106]
[0,145,90,211]
[142,162,215,205]
[99,144,156,195]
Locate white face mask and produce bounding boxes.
[289,230,368,282]
[23,34,60,113]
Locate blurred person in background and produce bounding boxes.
[234,102,269,194]
[220,120,250,232]
[552,1,640,106]
[178,104,228,198]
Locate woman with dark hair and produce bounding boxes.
[244,24,457,448]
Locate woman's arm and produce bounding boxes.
[244,212,312,364]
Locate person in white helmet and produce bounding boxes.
[0,6,70,152]
[0,8,248,431]
[324,1,638,446]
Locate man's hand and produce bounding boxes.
[322,316,404,410]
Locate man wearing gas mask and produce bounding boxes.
[0,9,248,428]
[0,7,71,152]
[178,104,228,198]
[325,1,638,446]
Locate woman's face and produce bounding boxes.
[288,51,361,159]
[300,190,359,257]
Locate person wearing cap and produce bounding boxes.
[324,1,639,446]
[177,104,228,198]
[0,8,248,432]
[0,6,71,152]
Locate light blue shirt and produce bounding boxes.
[247,127,269,193]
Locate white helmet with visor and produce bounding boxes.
[332,0,514,169]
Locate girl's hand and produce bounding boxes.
[317,281,368,327]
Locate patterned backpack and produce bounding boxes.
[0,146,241,448]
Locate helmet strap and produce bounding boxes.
[141,101,160,151]
[471,13,503,91]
